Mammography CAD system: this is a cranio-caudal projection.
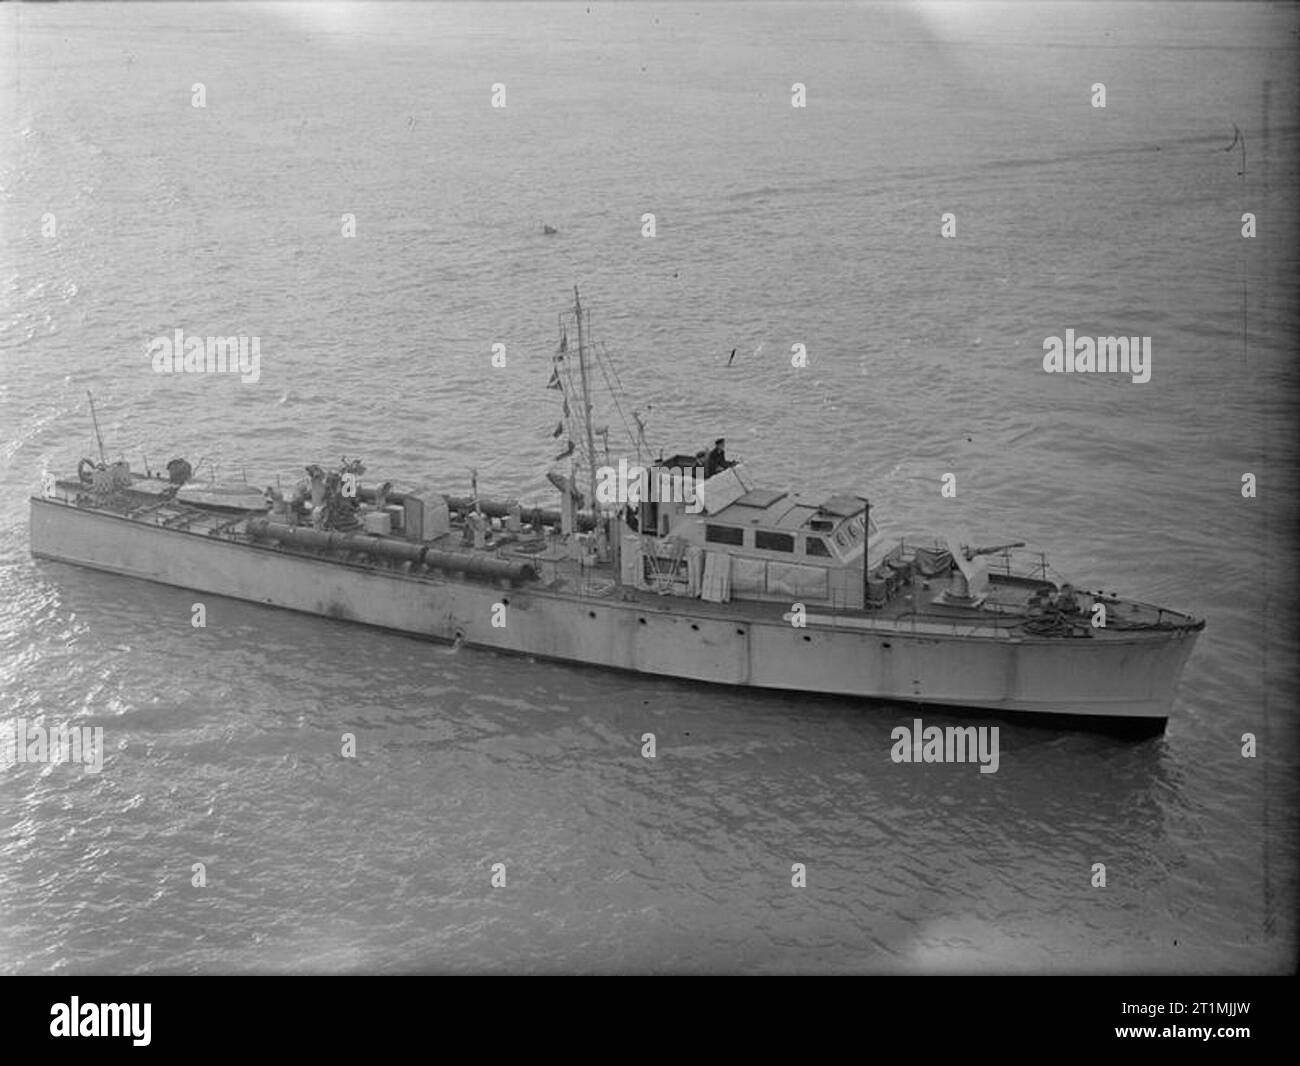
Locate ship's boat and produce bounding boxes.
[30,290,1203,733]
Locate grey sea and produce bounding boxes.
[1,1,1296,974]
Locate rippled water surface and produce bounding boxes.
[1,2,1297,973]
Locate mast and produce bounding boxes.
[87,390,106,465]
[573,286,598,514]
[859,495,871,611]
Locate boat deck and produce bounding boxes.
[44,479,1200,641]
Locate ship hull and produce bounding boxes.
[30,498,1200,729]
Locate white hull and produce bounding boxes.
[30,498,1201,726]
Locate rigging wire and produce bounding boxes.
[592,341,647,460]
[549,301,664,487]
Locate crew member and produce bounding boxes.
[704,438,733,479]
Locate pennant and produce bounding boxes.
[551,420,564,438]
[559,327,568,353]
[555,440,574,461]
[547,367,561,390]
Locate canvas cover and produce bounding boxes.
[730,556,767,595]
[766,561,829,599]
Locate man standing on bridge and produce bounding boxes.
[704,438,734,479]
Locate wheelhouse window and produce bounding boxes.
[755,530,794,552]
[844,511,873,539]
[705,524,744,546]
[805,536,831,557]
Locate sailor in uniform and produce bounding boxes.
[704,438,733,479]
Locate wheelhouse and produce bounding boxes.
[622,460,878,607]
